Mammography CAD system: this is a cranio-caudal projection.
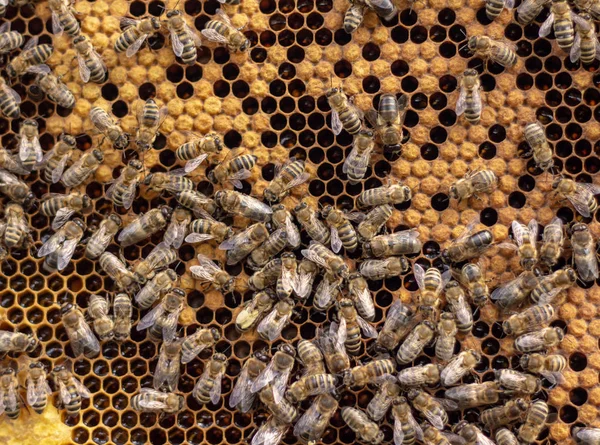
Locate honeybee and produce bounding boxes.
[490,270,539,309]
[347,272,375,321]
[131,388,184,414]
[366,94,408,147]
[530,267,577,305]
[553,177,600,217]
[166,10,203,65]
[251,343,295,404]
[40,192,91,230]
[407,389,451,431]
[48,0,79,35]
[445,281,473,334]
[391,396,423,445]
[23,361,51,414]
[0,78,21,120]
[293,394,338,444]
[414,264,451,320]
[574,427,600,444]
[6,37,53,78]
[466,35,517,67]
[87,294,114,341]
[105,159,142,210]
[357,204,393,241]
[118,206,172,247]
[495,369,541,394]
[248,258,281,291]
[85,214,121,260]
[181,327,220,364]
[61,302,100,358]
[481,399,530,431]
[215,190,273,222]
[396,320,435,365]
[574,14,600,63]
[457,262,488,307]
[358,183,412,208]
[445,381,503,409]
[201,9,250,52]
[61,148,103,187]
[17,118,41,173]
[154,340,182,392]
[144,169,194,196]
[2,202,31,249]
[517,0,551,24]
[176,190,217,219]
[450,169,497,202]
[376,300,414,351]
[137,288,184,341]
[186,217,233,244]
[286,373,337,405]
[454,422,496,445]
[366,376,401,421]
[0,22,23,55]
[0,149,28,175]
[98,252,137,291]
[456,69,482,124]
[322,205,359,253]
[397,363,441,387]
[264,158,309,203]
[301,241,349,278]
[297,339,326,375]
[0,169,34,205]
[229,351,269,413]
[235,291,274,332]
[344,358,395,387]
[341,407,384,445]
[163,207,191,249]
[524,122,553,172]
[115,17,162,57]
[294,200,330,245]
[135,99,166,152]
[316,323,351,374]
[498,220,539,270]
[0,330,38,353]
[442,220,494,264]
[313,272,342,311]
[515,326,564,352]
[422,425,451,445]
[496,428,519,445]
[570,222,598,282]
[539,0,584,50]
[277,254,297,300]
[251,416,289,445]
[193,353,227,405]
[271,204,301,249]
[37,133,76,183]
[208,153,257,189]
[485,0,515,20]
[360,257,409,280]
[135,269,178,309]
[540,217,564,267]
[52,362,91,417]
[257,298,294,341]
[520,353,566,386]
[326,86,363,136]
[338,298,378,355]
[37,218,86,271]
[73,35,106,83]
[344,129,375,183]
[440,349,481,386]
[259,383,298,423]
[34,71,75,109]
[219,223,269,266]
[503,304,555,336]
[89,107,129,150]
[176,133,222,173]
[113,293,133,342]
[434,313,457,363]
[248,228,288,270]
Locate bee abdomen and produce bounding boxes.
[115,28,140,52]
[339,108,362,134]
[344,326,362,355]
[338,222,358,251]
[0,92,19,118]
[61,14,80,36]
[554,19,574,49]
[485,0,504,19]
[193,381,214,404]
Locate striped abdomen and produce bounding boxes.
[343,5,364,33]
[141,99,160,127]
[24,44,53,65]
[115,27,141,53]
[176,141,199,160]
[339,107,362,134]
[580,34,596,64]
[344,323,362,355]
[0,89,19,118]
[204,21,229,37]
[230,154,257,173]
[337,220,358,251]
[4,225,23,248]
[58,11,80,36]
[485,0,504,19]
[176,30,197,65]
[64,390,82,416]
[86,58,106,83]
[379,94,398,122]
[554,17,574,49]
[193,379,215,404]
[0,32,24,54]
[465,92,481,123]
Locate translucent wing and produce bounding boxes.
[126,34,148,58]
[423,407,445,430]
[512,221,526,246]
[456,88,467,116]
[476,431,496,445]
[170,29,184,57]
[165,220,187,249]
[52,207,76,230]
[409,413,424,441]
[56,238,80,270]
[572,13,590,29]
[137,303,165,331]
[162,311,180,342]
[37,232,64,257]
[576,429,600,443]
[215,8,233,26]
[295,271,314,299]
[89,223,111,250]
[577,182,600,195]
[570,33,581,63]
[505,0,515,8]
[281,172,310,193]
[528,219,538,244]
[541,370,563,386]
[271,370,290,404]
[120,17,140,29]
[229,364,251,408]
[471,88,482,113]
[285,216,300,248]
[181,336,209,364]
[0,22,9,33]
[301,245,331,270]
[184,153,208,173]
[229,169,252,189]
[73,378,92,398]
[185,23,203,47]
[294,402,319,439]
[393,414,405,445]
[51,10,64,35]
[281,264,295,294]
[52,155,69,183]
[185,233,214,243]
[190,258,219,281]
[356,316,378,338]
[539,13,554,37]
[333,321,347,350]
[210,372,223,404]
[58,381,72,405]
[252,420,287,445]
[414,263,426,290]
[257,308,289,341]
[26,380,38,405]
[77,55,91,83]
[4,84,21,105]
[330,226,342,253]
[331,110,342,135]
[251,359,276,393]
[201,28,228,44]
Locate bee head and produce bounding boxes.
[325,88,339,98]
[133,272,147,285]
[539,159,554,171]
[60,302,74,315]
[406,388,419,400]
[150,17,162,29]
[6,64,16,78]
[564,267,577,283]
[448,185,458,199]
[160,205,173,219]
[81,194,92,209]
[73,218,86,231]
[129,159,143,170]
[570,222,587,234]
[254,350,270,363]
[209,327,221,342]
[445,280,459,290]
[92,149,104,162]
[463,68,478,77]
[321,205,333,218]
[239,39,250,52]
[551,177,562,189]
[338,298,353,309]
[23,118,38,128]
[279,343,295,357]
[26,334,39,352]
[359,129,374,138]
[206,169,217,183]
[166,10,180,18]
[213,353,228,363]
[294,201,307,212]
[73,35,86,45]
[515,398,529,411]
[263,187,278,203]
[61,133,77,147]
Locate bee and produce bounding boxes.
[397,363,441,387]
[574,427,600,444]
[553,176,600,217]
[445,381,503,409]
[367,376,401,421]
[348,272,375,321]
[434,313,457,363]
[251,417,289,445]
[2,202,31,249]
[457,262,489,307]
[235,291,274,332]
[193,353,227,405]
[301,241,349,278]
[366,94,408,148]
[131,388,184,414]
[48,0,79,35]
[113,293,133,342]
[219,223,269,266]
[440,349,481,386]
[570,222,598,282]
[73,34,107,83]
[326,86,363,136]
[540,217,564,267]
[376,300,414,351]
[573,14,600,63]
[154,340,182,392]
[85,214,121,260]
[259,383,298,423]
[322,205,359,253]
[229,351,269,413]
[115,16,162,57]
[503,304,555,336]
[133,98,166,152]
[360,257,409,280]
[208,153,257,189]
[442,220,494,264]
[539,0,583,50]
[87,294,114,341]
[0,330,38,353]
[251,343,295,404]
[105,159,142,210]
[137,288,184,341]
[165,10,203,65]
[456,69,482,125]
[391,396,423,445]
[414,264,451,320]
[294,200,330,245]
[40,192,91,230]
[98,252,137,291]
[0,149,28,175]
[0,22,23,55]
[135,269,178,310]
[176,190,217,219]
[517,0,551,24]
[515,326,564,352]
[271,204,301,249]
[396,320,435,365]
[37,218,86,271]
[499,220,539,270]
[344,129,375,183]
[176,133,222,173]
[357,204,393,241]
[0,169,34,205]
[485,0,515,20]
[407,389,451,431]
[523,122,553,172]
[61,148,103,187]
[449,169,497,202]
[257,298,294,341]
[6,37,53,78]
[445,281,473,334]
[466,35,517,67]
[341,407,384,445]
[118,206,172,247]
[34,71,76,109]
[316,323,351,374]
[313,272,342,312]
[144,169,194,196]
[0,78,21,119]
[61,302,100,358]
[276,252,297,300]
[248,228,288,270]
[358,183,412,209]
[491,270,539,310]
[24,361,51,414]
[89,107,129,150]
[343,358,395,387]
[293,394,338,444]
[1,369,21,419]
[248,258,281,291]
[215,190,273,222]
[17,118,42,173]
[518,401,549,444]
[520,353,566,385]
[163,207,191,249]
[38,133,76,183]
[264,158,309,203]
[495,369,541,394]
[422,425,451,445]
[496,428,519,445]
[338,298,378,355]
[296,339,326,375]
[454,422,496,445]
[201,9,250,52]
[181,327,220,364]
[186,217,233,244]
[530,267,577,305]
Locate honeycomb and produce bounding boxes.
[0,0,599,442]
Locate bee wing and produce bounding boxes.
[26,380,39,405]
[219,228,251,250]
[476,431,496,445]
[539,13,554,37]
[294,403,319,439]
[210,372,223,404]
[126,34,149,58]
[414,263,426,290]
[37,231,65,257]
[572,13,590,29]
[442,431,467,445]
[356,315,378,338]
[504,0,515,8]
[51,154,69,183]
[534,286,561,305]
[73,378,92,399]
[257,309,289,341]
[456,87,467,116]
[3,84,21,105]
[190,257,220,282]
[576,429,600,443]
[184,153,208,174]
[215,8,233,25]
[333,320,347,349]
[165,220,187,249]
[89,223,111,250]
[566,184,600,217]
[455,219,478,243]
[90,109,113,132]
[282,172,310,193]
[229,364,251,408]
[314,277,338,309]
[423,407,446,430]
[137,303,165,331]
[295,270,314,299]
[0,22,9,32]
[330,226,342,253]
[408,412,424,440]
[77,55,91,83]
[120,17,139,29]
[528,219,538,244]
[251,359,275,393]
[170,29,184,57]
[51,10,64,35]
[285,215,301,248]
[511,221,526,246]
[271,370,290,404]
[201,28,229,44]
[331,110,343,135]
[229,169,252,189]
[301,245,330,270]
[68,320,100,356]
[577,182,600,195]
[52,207,76,230]
[392,413,405,445]
[185,23,203,47]
[185,233,215,243]
[252,420,287,445]
[570,32,582,63]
